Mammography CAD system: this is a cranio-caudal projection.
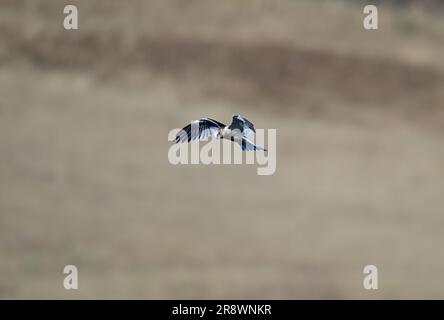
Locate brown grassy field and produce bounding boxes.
[1,0,444,299]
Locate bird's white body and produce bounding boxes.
[221,127,242,143]
[221,127,231,137]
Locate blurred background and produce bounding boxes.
[1,0,444,299]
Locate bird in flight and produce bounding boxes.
[175,114,267,151]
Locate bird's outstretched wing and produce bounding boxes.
[175,118,225,143]
[228,114,256,136]
[236,136,267,151]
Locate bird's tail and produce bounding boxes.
[239,137,267,151]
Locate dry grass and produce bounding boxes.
[1,0,444,299]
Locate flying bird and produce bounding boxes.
[175,115,267,151]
